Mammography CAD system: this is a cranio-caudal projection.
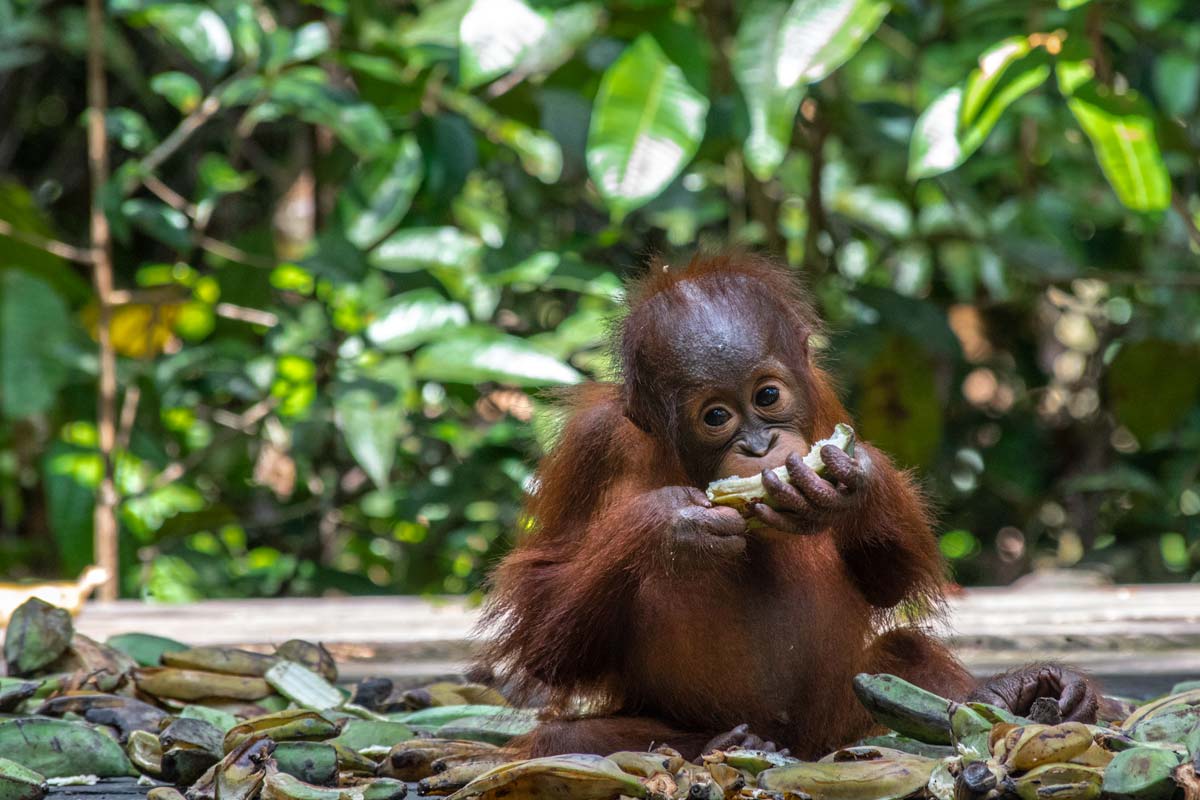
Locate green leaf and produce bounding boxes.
[121,198,191,250]
[135,4,233,78]
[335,383,406,489]
[107,108,157,153]
[335,135,424,250]
[440,89,562,183]
[0,181,89,303]
[459,0,548,88]
[413,328,582,386]
[776,0,890,87]
[0,271,72,419]
[369,226,483,272]
[1059,72,1171,213]
[1058,0,1093,8]
[511,3,603,76]
[732,0,805,181]
[42,442,102,575]
[587,34,709,219]
[1107,340,1200,442]
[459,0,602,88]
[366,288,469,352]
[909,37,1051,179]
[269,69,391,157]
[286,22,331,64]
[1154,52,1200,118]
[197,153,254,199]
[399,0,472,50]
[150,71,203,113]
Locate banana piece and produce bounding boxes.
[757,752,939,800]
[999,724,1093,771]
[1010,763,1102,800]
[706,424,856,510]
[442,754,647,800]
[852,674,954,745]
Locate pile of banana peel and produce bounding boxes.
[1,597,1199,800]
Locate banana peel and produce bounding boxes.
[443,754,648,800]
[757,751,938,800]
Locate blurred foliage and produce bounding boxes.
[1,0,1200,599]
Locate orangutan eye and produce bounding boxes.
[755,386,780,407]
[703,407,732,427]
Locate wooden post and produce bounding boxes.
[85,0,120,601]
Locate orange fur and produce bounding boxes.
[479,252,975,759]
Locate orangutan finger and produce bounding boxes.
[821,445,865,491]
[762,465,812,513]
[784,453,843,510]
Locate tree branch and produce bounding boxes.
[0,218,94,264]
[86,0,120,602]
[1171,191,1200,252]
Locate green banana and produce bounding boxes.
[0,758,46,800]
[0,718,133,777]
[223,709,340,753]
[434,708,539,745]
[329,720,414,753]
[1100,747,1182,800]
[852,673,953,745]
[273,742,338,786]
[2,599,72,677]
[1011,763,1102,800]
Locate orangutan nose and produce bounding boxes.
[739,430,778,458]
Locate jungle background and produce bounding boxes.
[1,0,1199,600]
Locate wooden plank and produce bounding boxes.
[4,584,1195,698]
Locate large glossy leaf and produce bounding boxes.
[135,4,233,78]
[366,289,469,351]
[42,442,101,575]
[1059,70,1170,213]
[369,227,483,272]
[335,135,424,250]
[459,0,547,88]
[732,0,805,181]
[336,381,410,491]
[459,0,602,88]
[776,0,890,87]
[586,34,709,219]
[413,328,582,386]
[511,4,603,77]
[269,69,390,157]
[909,37,1051,179]
[0,271,71,418]
[907,36,1051,178]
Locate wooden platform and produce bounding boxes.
[44,579,1200,699]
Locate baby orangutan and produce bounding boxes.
[480,252,1098,759]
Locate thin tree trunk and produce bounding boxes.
[86,0,119,601]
